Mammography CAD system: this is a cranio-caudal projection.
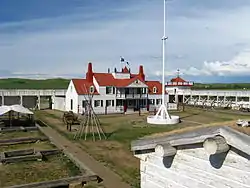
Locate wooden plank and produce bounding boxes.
[0,152,5,161]
[8,175,100,188]
[2,153,42,164]
[131,126,250,157]
[4,149,35,158]
[0,137,48,145]
[40,149,61,156]
[0,126,38,133]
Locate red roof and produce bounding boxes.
[121,66,130,73]
[170,77,186,83]
[93,73,116,86]
[94,73,145,87]
[72,79,99,95]
[146,81,166,95]
[72,63,166,95]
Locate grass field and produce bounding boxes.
[0,78,69,89]
[35,107,250,187]
[1,78,250,90]
[0,130,82,187]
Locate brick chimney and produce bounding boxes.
[138,65,145,81]
[86,62,93,82]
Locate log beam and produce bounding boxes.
[203,136,230,155]
[155,144,177,157]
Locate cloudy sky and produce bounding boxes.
[1,0,250,83]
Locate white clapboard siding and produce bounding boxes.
[141,172,188,188]
[141,148,250,188]
[141,173,164,188]
[178,148,250,172]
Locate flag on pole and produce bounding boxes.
[120,56,125,62]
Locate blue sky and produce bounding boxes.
[1,0,250,83]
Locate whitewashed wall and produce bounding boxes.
[137,147,250,188]
[78,94,121,114]
[52,96,65,111]
[65,80,79,113]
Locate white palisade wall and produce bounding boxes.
[138,146,250,188]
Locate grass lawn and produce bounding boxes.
[0,130,43,140]
[0,154,81,187]
[34,108,250,187]
[0,130,82,187]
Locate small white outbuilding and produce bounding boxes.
[131,126,250,188]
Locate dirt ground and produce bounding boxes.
[0,129,82,187]
[35,107,250,187]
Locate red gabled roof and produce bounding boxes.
[115,76,145,87]
[121,66,130,73]
[93,73,116,86]
[146,81,167,95]
[94,73,146,87]
[170,76,186,83]
[72,79,99,95]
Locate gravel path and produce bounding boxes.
[38,125,131,188]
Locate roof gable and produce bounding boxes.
[146,81,167,94]
[171,76,186,83]
[126,78,148,88]
[72,79,99,95]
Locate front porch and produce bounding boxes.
[116,99,148,112]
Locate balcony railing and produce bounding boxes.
[116,93,148,99]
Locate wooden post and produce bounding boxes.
[203,136,230,155]
[155,144,177,157]
[1,95,4,106]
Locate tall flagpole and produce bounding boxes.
[162,0,166,108]
[147,0,180,124]
[161,0,168,117]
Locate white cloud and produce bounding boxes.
[1,1,250,82]
[168,49,250,77]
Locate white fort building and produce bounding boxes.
[1,63,250,112]
[64,62,176,114]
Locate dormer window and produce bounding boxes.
[153,86,157,93]
[89,85,95,94]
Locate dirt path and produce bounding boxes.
[38,125,131,188]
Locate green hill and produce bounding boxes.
[192,83,250,90]
[0,78,250,90]
[0,78,70,89]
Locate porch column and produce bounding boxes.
[37,95,41,110]
[175,94,178,104]
[20,95,23,106]
[1,95,4,106]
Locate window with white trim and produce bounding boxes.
[106,86,114,94]
[153,86,157,93]
[149,99,155,105]
[94,100,103,107]
[90,86,95,93]
[106,100,112,107]
[156,99,162,105]
[82,100,87,108]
